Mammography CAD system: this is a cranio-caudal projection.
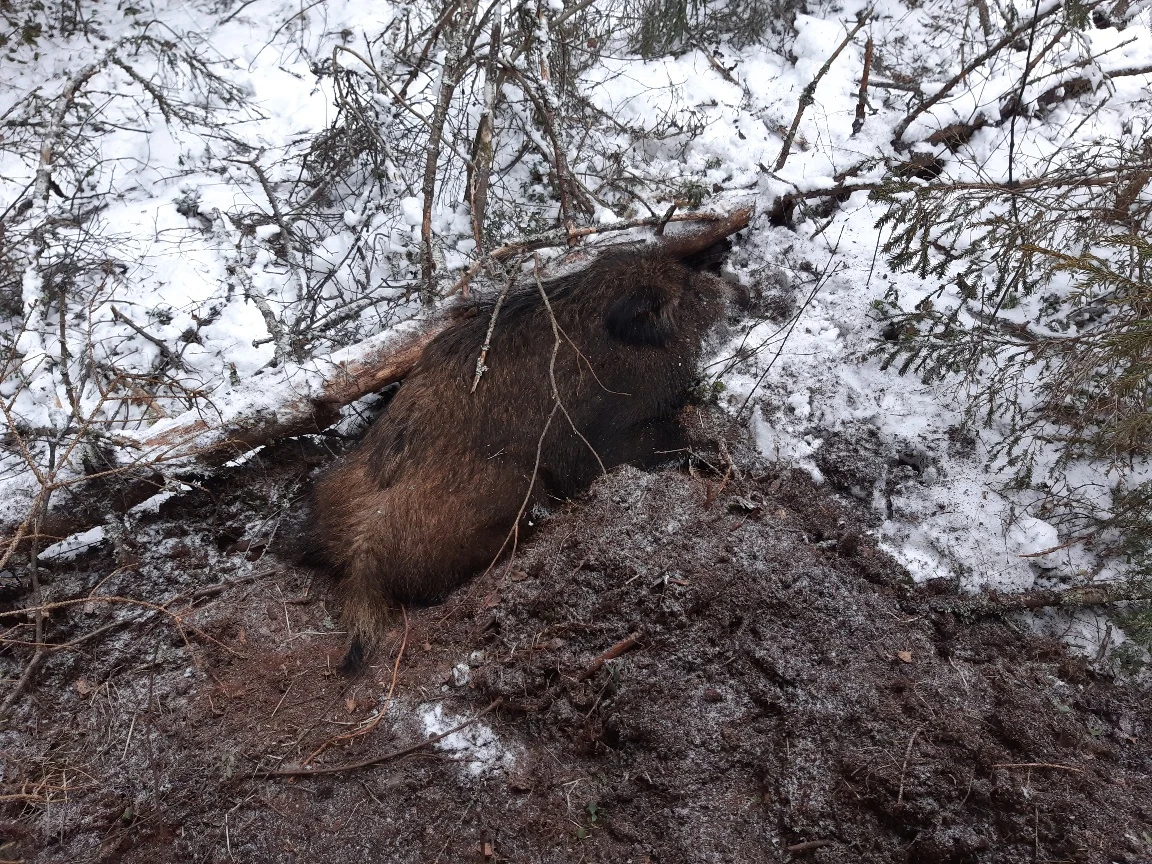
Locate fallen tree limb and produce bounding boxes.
[137,325,432,456]
[138,206,751,460]
[935,582,1152,619]
[7,207,755,550]
[17,324,432,550]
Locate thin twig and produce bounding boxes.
[1008,0,1045,188]
[110,307,186,371]
[891,0,1066,143]
[303,606,409,765]
[394,0,462,101]
[417,0,480,304]
[266,698,502,776]
[480,257,567,578]
[896,725,922,805]
[471,260,518,393]
[468,7,503,259]
[532,0,567,234]
[0,595,245,657]
[852,36,874,137]
[787,840,833,854]
[577,632,642,680]
[775,11,870,171]
[448,206,753,296]
[0,479,51,716]
[737,263,838,415]
[532,254,607,477]
[935,582,1152,615]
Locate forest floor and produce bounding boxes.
[2,412,1151,864]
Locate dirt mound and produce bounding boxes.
[2,427,1150,863]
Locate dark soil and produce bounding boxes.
[2,416,1151,863]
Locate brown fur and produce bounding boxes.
[308,247,739,661]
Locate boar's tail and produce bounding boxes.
[340,636,367,675]
[337,539,393,675]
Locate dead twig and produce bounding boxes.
[775,11,870,171]
[697,45,740,87]
[891,0,1065,143]
[480,253,605,580]
[468,10,504,259]
[448,206,753,296]
[577,632,642,681]
[394,0,462,102]
[266,698,502,776]
[498,61,597,221]
[937,582,1152,617]
[787,840,834,854]
[993,762,1084,773]
[531,254,606,477]
[896,725,922,805]
[0,595,246,658]
[852,36,874,137]
[110,306,186,371]
[303,605,409,765]
[532,0,575,238]
[471,259,519,393]
[419,0,480,304]
[0,477,51,716]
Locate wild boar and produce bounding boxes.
[309,245,741,667]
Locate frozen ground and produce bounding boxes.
[2,0,1151,653]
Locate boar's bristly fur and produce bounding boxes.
[308,247,738,667]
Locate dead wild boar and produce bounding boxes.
[309,246,741,665]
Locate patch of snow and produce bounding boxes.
[1006,517,1061,570]
[39,527,107,562]
[418,703,518,777]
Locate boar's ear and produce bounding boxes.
[604,287,675,346]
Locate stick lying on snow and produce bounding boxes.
[16,207,753,547]
[138,324,432,457]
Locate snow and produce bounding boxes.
[39,527,107,563]
[400,196,424,227]
[1006,516,1062,570]
[418,703,518,777]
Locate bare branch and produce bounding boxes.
[775,11,870,171]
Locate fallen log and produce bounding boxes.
[11,206,754,550]
[137,324,432,457]
[26,322,435,549]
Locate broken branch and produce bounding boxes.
[577,632,642,680]
[852,36,873,137]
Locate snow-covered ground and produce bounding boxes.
[2,0,1151,655]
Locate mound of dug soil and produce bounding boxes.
[2,427,1150,863]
